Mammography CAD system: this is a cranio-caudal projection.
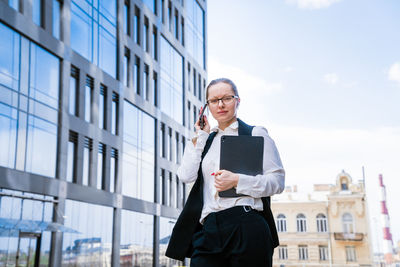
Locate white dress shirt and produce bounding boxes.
[177,120,285,223]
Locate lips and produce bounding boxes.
[217,111,228,114]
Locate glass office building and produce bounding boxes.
[0,0,207,266]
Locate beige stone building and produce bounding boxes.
[272,171,373,266]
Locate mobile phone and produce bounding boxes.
[199,104,208,130]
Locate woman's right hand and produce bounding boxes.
[194,107,210,134]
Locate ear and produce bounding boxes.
[236,97,241,108]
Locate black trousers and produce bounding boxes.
[190,206,274,267]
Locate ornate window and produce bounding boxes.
[316,214,328,232]
[277,214,287,232]
[342,213,354,233]
[296,214,307,232]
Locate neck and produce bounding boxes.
[218,117,237,131]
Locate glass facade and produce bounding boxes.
[186,0,205,68]
[0,189,53,266]
[1,0,207,265]
[70,0,117,77]
[160,37,183,124]
[120,210,154,266]
[62,200,113,266]
[122,100,155,201]
[0,22,59,177]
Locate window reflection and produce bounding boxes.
[120,210,153,267]
[70,0,117,77]
[53,0,61,39]
[111,93,119,135]
[0,189,53,267]
[0,22,60,178]
[62,200,113,267]
[186,0,205,68]
[160,37,183,124]
[159,217,180,267]
[33,0,42,26]
[122,101,155,201]
[69,67,79,116]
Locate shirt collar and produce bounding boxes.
[211,120,239,133]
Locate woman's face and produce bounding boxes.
[207,82,240,125]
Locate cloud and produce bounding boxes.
[388,62,400,86]
[285,0,342,9]
[323,73,339,85]
[208,58,284,96]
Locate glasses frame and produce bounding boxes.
[206,95,238,106]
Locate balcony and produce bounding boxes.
[334,232,364,241]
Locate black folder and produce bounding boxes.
[218,135,264,197]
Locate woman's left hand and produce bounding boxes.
[213,170,239,192]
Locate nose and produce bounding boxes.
[217,99,225,107]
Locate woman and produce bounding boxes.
[166,78,285,267]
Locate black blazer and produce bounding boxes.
[165,118,279,261]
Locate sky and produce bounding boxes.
[206,0,400,253]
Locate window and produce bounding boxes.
[341,177,349,190]
[153,71,158,106]
[111,92,119,135]
[99,85,107,130]
[83,137,92,186]
[26,42,59,178]
[33,0,42,26]
[70,0,117,77]
[277,214,287,232]
[161,0,165,23]
[67,132,77,183]
[160,37,184,124]
[168,172,172,206]
[187,64,191,92]
[317,214,328,232]
[278,246,288,260]
[167,2,172,31]
[175,132,180,164]
[143,17,149,52]
[181,137,185,165]
[342,213,354,233]
[174,9,179,39]
[85,76,93,123]
[319,245,329,261]
[181,17,185,45]
[346,246,356,262]
[97,143,105,190]
[124,47,130,87]
[167,127,172,161]
[123,1,130,35]
[160,123,166,158]
[159,218,180,266]
[297,214,307,232]
[193,68,196,96]
[160,169,165,204]
[152,26,158,60]
[171,174,176,208]
[62,200,113,266]
[186,0,205,68]
[69,66,79,115]
[8,0,19,11]
[134,56,140,95]
[53,0,61,39]
[122,100,155,201]
[187,101,191,129]
[134,7,140,45]
[299,245,308,260]
[198,74,202,101]
[143,64,149,100]
[0,23,60,177]
[110,148,118,193]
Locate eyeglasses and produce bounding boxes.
[206,95,238,106]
